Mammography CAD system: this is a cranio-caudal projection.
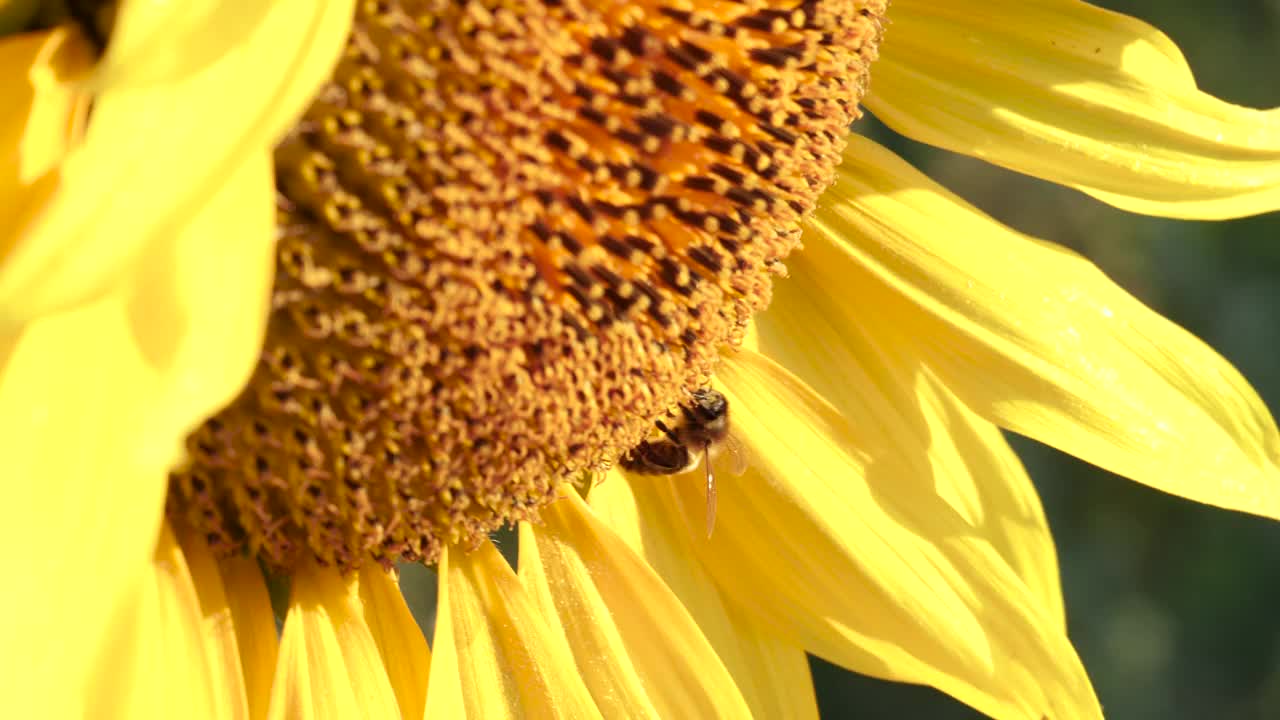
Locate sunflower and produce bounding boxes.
[4,0,1279,718]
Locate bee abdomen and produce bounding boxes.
[619,441,692,475]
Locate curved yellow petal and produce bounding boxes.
[759,271,1065,627]
[0,148,284,716]
[175,526,254,720]
[2,9,335,713]
[520,517,659,720]
[268,562,401,720]
[86,524,238,720]
[357,567,431,720]
[1,25,92,262]
[0,0,354,325]
[812,134,1280,519]
[866,0,1280,219]
[127,152,276,449]
[694,350,1100,719]
[424,542,603,720]
[916,375,1067,629]
[589,473,820,720]
[219,555,280,720]
[519,491,753,719]
[1,295,168,716]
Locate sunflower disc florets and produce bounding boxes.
[167,0,885,571]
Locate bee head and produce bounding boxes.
[687,388,728,424]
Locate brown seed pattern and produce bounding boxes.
[167,0,885,571]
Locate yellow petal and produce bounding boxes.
[1,295,168,716]
[175,526,254,720]
[519,518,657,720]
[127,151,276,450]
[917,375,1067,629]
[589,474,820,720]
[810,134,1280,519]
[1,148,283,715]
[424,542,602,720]
[866,0,1280,219]
[357,566,431,720]
[0,25,93,262]
[219,555,280,720]
[519,491,754,719]
[85,523,239,720]
[0,0,354,325]
[268,563,401,720]
[694,350,1100,719]
[759,269,1065,627]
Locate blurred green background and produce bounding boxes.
[811,1,1280,718]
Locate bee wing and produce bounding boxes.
[724,433,749,476]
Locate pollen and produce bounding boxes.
[167,0,886,571]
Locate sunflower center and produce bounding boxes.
[167,0,885,571]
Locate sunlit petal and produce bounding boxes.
[1,294,168,715]
[357,566,431,720]
[867,0,1280,219]
[918,375,1067,628]
[218,555,279,720]
[0,124,297,715]
[810,134,1280,519]
[126,152,276,450]
[0,25,92,261]
[679,350,1100,719]
[0,0,354,324]
[520,490,753,719]
[268,562,400,720]
[1,148,285,715]
[759,270,1065,627]
[590,473,820,720]
[175,526,253,720]
[424,542,602,720]
[85,524,235,720]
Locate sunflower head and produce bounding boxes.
[167,0,886,571]
[10,0,1280,717]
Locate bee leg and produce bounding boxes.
[655,419,681,444]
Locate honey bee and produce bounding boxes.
[619,388,746,537]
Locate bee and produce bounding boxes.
[619,388,746,537]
